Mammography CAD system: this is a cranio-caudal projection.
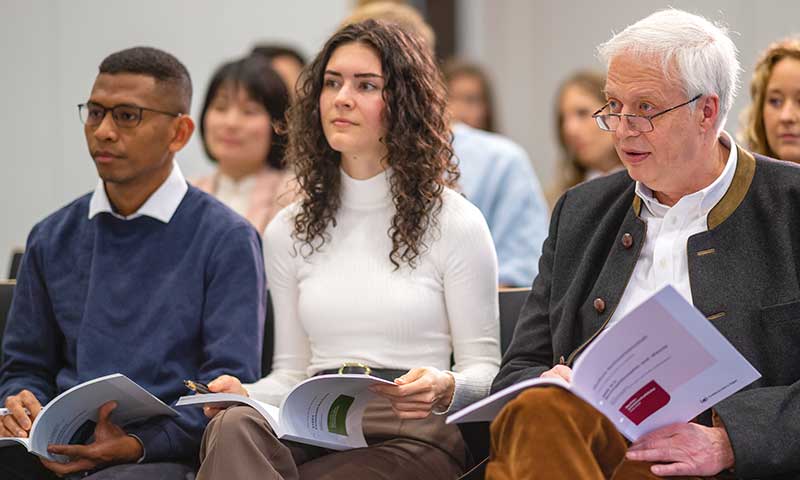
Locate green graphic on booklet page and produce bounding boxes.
[327,395,355,435]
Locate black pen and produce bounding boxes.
[184,380,211,394]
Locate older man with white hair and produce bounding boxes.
[488,9,800,479]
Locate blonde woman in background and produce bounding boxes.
[742,37,800,163]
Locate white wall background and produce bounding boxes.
[0,0,351,274]
[2,0,800,275]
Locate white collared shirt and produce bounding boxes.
[215,172,258,218]
[611,132,738,323]
[88,162,188,223]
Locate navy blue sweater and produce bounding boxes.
[0,186,265,463]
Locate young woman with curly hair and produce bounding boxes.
[195,20,500,480]
[741,37,800,163]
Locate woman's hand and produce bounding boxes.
[369,367,455,419]
[202,375,249,419]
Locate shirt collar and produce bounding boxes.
[635,131,738,219]
[216,171,259,196]
[88,162,188,223]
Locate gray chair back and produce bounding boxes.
[0,280,15,357]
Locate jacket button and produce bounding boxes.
[621,233,633,249]
[593,297,606,313]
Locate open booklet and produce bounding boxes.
[176,373,394,450]
[0,373,177,461]
[447,285,761,441]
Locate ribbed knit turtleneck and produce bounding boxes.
[249,171,501,413]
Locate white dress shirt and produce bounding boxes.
[88,162,188,223]
[214,172,258,218]
[611,132,738,323]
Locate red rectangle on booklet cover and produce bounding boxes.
[619,380,670,425]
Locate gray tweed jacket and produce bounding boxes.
[493,146,800,479]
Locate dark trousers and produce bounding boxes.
[0,445,195,480]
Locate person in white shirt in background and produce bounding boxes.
[192,55,297,233]
[194,19,500,480]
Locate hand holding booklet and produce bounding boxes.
[446,285,761,441]
[0,373,177,461]
[176,373,394,450]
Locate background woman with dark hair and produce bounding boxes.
[548,70,621,205]
[192,55,295,232]
[742,36,800,163]
[196,20,500,480]
[443,59,497,132]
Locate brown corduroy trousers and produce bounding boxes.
[486,387,728,480]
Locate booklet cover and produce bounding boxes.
[177,373,395,450]
[0,373,177,461]
[446,285,761,441]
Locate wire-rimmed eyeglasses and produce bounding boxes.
[78,102,181,129]
[592,94,702,133]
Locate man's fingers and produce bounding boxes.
[5,397,32,431]
[18,390,42,419]
[41,456,97,476]
[651,462,693,477]
[2,413,27,438]
[48,443,94,458]
[96,401,118,425]
[0,421,17,438]
[208,375,245,395]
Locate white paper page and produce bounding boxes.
[29,373,177,461]
[571,285,761,441]
[446,377,570,424]
[278,374,394,450]
[175,394,282,436]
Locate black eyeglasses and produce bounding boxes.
[592,94,702,133]
[78,102,181,129]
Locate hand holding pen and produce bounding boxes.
[184,380,211,394]
[1,389,41,438]
[191,375,250,419]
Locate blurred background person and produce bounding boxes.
[343,1,549,288]
[741,37,800,163]
[548,70,621,205]
[251,44,307,99]
[443,59,497,132]
[192,55,296,233]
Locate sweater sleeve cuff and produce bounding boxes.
[125,423,171,463]
[433,370,490,415]
[127,434,146,463]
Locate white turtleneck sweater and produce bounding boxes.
[247,169,501,412]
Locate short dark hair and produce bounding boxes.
[200,55,290,170]
[250,44,306,67]
[98,46,193,113]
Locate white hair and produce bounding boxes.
[597,8,740,133]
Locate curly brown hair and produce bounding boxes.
[286,19,458,268]
[741,36,800,158]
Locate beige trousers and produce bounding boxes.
[196,397,466,480]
